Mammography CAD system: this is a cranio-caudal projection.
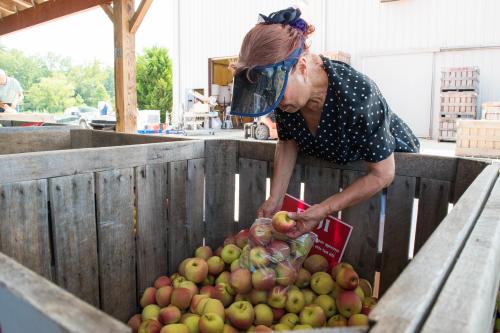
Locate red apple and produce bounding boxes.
[250,246,270,267]
[140,287,157,308]
[159,305,181,325]
[184,258,209,283]
[304,254,329,274]
[267,240,291,262]
[195,246,213,260]
[154,275,171,288]
[230,268,252,294]
[156,286,173,307]
[235,229,250,248]
[336,291,362,318]
[275,262,297,286]
[251,268,276,291]
[295,268,311,288]
[227,301,255,330]
[336,267,359,290]
[267,286,287,309]
[249,222,273,246]
[127,314,141,333]
[171,288,193,310]
[271,211,296,233]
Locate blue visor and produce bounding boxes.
[230,45,303,117]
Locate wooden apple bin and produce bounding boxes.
[0,136,499,333]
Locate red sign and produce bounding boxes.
[281,194,353,268]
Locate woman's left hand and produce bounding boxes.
[286,204,330,238]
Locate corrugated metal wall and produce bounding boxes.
[325,0,500,61]
[174,0,500,138]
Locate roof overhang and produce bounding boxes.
[0,0,112,36]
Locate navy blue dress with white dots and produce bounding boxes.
[275,55,420,165]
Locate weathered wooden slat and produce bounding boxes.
[453,157,489,203]
[167,160,189,273]
[0,179,52,280]
[369,164,500,333]
[237,140,481,182]
[205,140,238,248]
[414,178,451,255]
[89,130,191,147]
[238,158,268,230]
[95,168,136,322]
[0,252,130,333]
[288,164,303,198]
[379,176,416,295]
[135,163,169,296]
[304,165,341,216]
[70,129,93,149]
[48,174,100,308]
[0,127,72,154]
[0,140,205,185]
[341,170,381,285]
[187,158,205,251]
[421,176,500,333]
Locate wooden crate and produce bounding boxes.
[456,119,500,158]
[482,102,500,120]
[439,114,476,142]
[439,118,457,141]
[441,66,479,91]
[0,138,498,333]
[440,91,478,117]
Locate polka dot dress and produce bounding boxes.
[275,55,420,165]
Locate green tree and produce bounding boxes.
[136,46,173,123]
[0,48,49,102]
[26,73,82,113]
[68,60,110,107]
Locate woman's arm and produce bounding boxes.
[258,139,298,217]
[287,154,395,237]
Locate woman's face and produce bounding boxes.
[278,57,310,113]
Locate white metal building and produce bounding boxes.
[171,0,500,139]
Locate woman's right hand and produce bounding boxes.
[257,196,283,218]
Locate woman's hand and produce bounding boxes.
[257,196,283,218]
[286,203,330,238]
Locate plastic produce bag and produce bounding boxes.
[239,217,317,288]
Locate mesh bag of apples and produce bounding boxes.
[129,211,377,333]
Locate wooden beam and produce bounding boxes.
[100,3,113,22]
[0,2,16,14]
[10,0,32,9]
[129,0,152,34]
[0,0,111,36]
[114,0,137,132]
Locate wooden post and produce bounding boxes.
[114,0,137,133]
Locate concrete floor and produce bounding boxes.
[174,128,458,158]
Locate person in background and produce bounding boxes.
[230,8,420,237]
[0,69,23,113]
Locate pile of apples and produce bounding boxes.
[128,212,378,333]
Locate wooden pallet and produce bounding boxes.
[441,66,479,91]
[456,119,500,158]
[440,91,478,117]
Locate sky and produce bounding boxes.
[0,1,175,66]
